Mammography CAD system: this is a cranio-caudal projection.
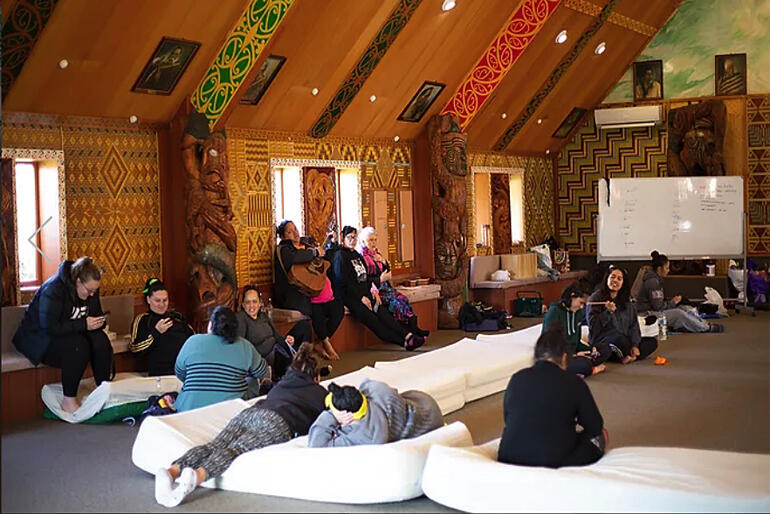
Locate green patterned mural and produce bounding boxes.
[605,0,770,102]
[191,0,294,128]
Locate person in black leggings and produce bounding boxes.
[332,226,424,350]
[13,256,113,413]
[498,328,608,468]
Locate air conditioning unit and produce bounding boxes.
[594,105,662,129]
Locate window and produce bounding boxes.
[336,168,360,231]
[273,166,304,237]
[13,159,62,289]
[472,168,525,249]
[509,173,524,244]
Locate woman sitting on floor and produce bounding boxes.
[130,278,194,376]
[635,250,724,333]
[308,379,443,447]
[498,328,607,468]
[155,343,326,507]
[357,226,430,338]
[587,266,658,365]
[174,306,268,412]
[542,283,607,378]
[332,226,424,350]
[13,256,112,413]
[237,285,296,382]
[274,219,343,360]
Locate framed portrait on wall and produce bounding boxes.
[633,60,664,101]
[240,55,287,105]
[132,37,201,95]
[397,81,445,123]
[715,53,747,96]
[552,107,587,139]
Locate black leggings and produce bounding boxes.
[567,356,595,377]
[596,332,658,362]
[310,299,344,340]
[42,331,113,397]
[345,300,410,346]
[561,431,605,467]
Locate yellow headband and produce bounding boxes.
[325,392,368,421]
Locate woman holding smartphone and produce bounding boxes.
[130,278,194,376]
[13,257,113,413]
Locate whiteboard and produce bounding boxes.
[597,177,744,261]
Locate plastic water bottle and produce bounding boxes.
[659,315,667,341]
[155,376,162,394]
[266,298,274,320]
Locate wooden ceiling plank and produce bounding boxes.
[493,0,622,151]
[564,0,657,37]
[441,0,563,131]
[191,0,296,130]
[307,0,423,139]
[1,0,60,98]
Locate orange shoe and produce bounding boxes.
[654,356,669,365]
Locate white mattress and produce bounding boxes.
[132,402,473,504]
[422,439,770,513]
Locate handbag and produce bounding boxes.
[276,245,330,297]
[513,290,543,317]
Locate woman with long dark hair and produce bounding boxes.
[130,277,194,376]
[636,250,723,333]
[13,256,113,413]
[155,343,326,507]
[174,306,268,412]
[587,266,658,364]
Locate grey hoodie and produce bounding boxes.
[635,269,676,313]
[307,379,443,447]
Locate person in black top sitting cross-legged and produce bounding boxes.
[498,328,608,468]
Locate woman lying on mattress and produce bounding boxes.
[155,342,327,507]
[307,379,443,447]
[498,328,608,468]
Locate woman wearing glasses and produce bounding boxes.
[332,226,424,350]
[13,257,113,413]
[130,277,194,376]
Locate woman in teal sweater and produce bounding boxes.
[174,306,269,412]
[542,283,606,378]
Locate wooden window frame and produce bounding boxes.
[17,161,43,289]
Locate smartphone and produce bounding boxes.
[101,310,111,319]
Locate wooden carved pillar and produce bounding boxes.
[491,173,512,255]
[303,167,338,244]
[1,158,18,306]
[182,112,238,332]
[429,114,469,328]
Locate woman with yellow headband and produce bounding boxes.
[130,277,194,376]
[308,379,443,447]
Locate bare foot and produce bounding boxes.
[322,338,340,361]
[61,396,80,413]
[592,363,607,375]
[313,342,332,360]
[621,355,635,365]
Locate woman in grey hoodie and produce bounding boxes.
[635,251,724,333]
[308,379,443,447]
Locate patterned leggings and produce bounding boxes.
[172,407,292,479]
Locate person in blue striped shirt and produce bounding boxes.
[174,306,268,412]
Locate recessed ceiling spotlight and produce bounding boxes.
[129,115,138,124]
[555,30,568,44]
[442,0,456,11]
[501,113,508,119]
[311,87,319,96]
[58,59,69,69]
[537,118,543,125]
[369,95,377,102]
[545,149,551,155]
[595,42,606,55]
[394,135,400,142]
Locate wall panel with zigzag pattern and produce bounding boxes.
[747,95,770,255]
[227,129,412,286]
[1,112,162,298]
[557,118,667,254]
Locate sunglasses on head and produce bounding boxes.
[142,277,160,294]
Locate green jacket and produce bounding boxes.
[542,301,589,354]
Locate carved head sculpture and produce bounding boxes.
[667,100,725,177]
[440,116,468,177]
[435,239,460,280]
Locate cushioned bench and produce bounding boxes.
[422,439,770,513]
[131,396,473,504]
[1,294,145,424]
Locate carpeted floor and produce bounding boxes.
[2,312,769,513]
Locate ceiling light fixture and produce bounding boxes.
[394,135,400,142]
[595,42,606,55]
[545,149,551,155]
[537,118,543,125]
[311,87,319,96]
[58,59,69,69]
[501,113,508,119]
[555,30,568,44]
[369,95,377,102]
[129,115,138,124]
[441,0,456,12]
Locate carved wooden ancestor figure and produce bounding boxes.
[667,99,726,176]
[429,114,469,328]
[182,112,238,332]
